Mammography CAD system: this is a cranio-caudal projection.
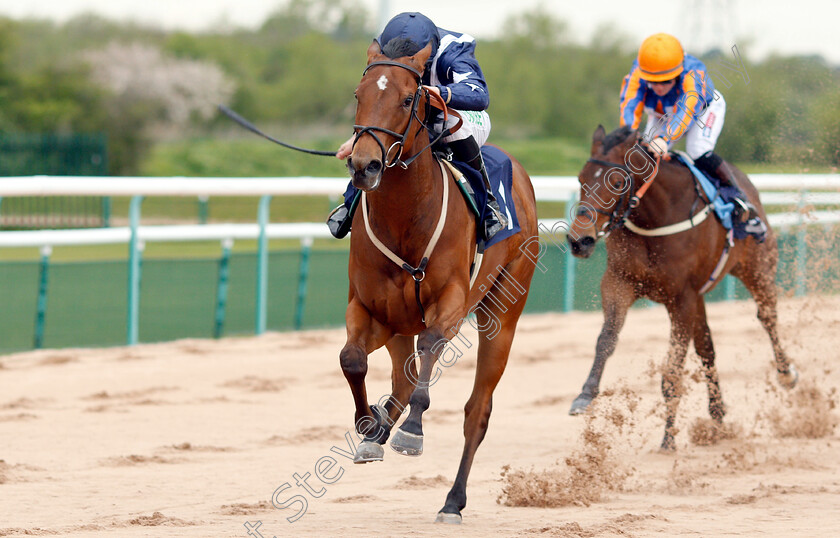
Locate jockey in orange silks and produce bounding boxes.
[620,33,763,230]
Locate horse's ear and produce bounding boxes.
[409,42,434,72]
[591,125,606,154]
[366,39,382,64]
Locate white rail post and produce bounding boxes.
[255,195,272,335]
[294,236,314,330]
[34,245,52,349]
[214,238,234,339]
[563,193,578,313]
[795,189,808,297]
[126,196,144,345]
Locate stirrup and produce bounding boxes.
[732,198,757,223]
[327,205,352,239]
[744,217,767,242]
[484,200,508,241]
[484,218,504,242]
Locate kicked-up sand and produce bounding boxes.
[1,294,838,537]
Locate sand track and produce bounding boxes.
[1,295,838,537]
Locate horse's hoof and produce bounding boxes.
[659,438,676,453]
[778,365,799,390]
[390,429,423,456]
[709,402,726,423]
[435,511,462,524]
[569,395,593,416]
[353,441,384,464]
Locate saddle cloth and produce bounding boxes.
[674,152,761,241]
[450,145,520,248]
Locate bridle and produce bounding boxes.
[351,59,463,325]
[582,158,638,237]
[580,149,663,237]
[352,60,458,169]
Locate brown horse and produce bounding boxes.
[566,125,798,451]
[339,41,537,522]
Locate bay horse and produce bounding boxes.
[566,125,798,451]
[339,41,537,522]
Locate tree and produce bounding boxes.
[0,17,17,129]
[85,43,235,129]
[83,43,236,173]
[812,91,840,166]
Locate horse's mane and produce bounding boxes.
[602,125,635,153]
[381,37,423,59]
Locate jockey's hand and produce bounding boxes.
[423,85,442,100]
[424,85,450,110]
[647,136,669,157]
[336,135,354,160]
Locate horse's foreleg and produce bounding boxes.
[340,297,392,462]
[692,297,725,422]
[388,327,445,457]
[733,251,798,389]
[376,335,416,437]
[390,288,467,458]
[661,291,697,451]
[570,270,636,415]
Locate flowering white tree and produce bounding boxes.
[84,42,235,129]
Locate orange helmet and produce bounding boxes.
[637,33,685,81]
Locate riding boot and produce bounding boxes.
[694,151,766,238]
[448,136,508,241]
[326,205,351,238]
[326,188,361,239]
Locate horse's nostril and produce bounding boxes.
[366,160,382,175]
[581,236,595,247]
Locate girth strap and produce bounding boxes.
[441,159,483,289]
[361,160,450,324]
[624,204,713,236]
[699,229,735,294]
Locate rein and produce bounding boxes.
[217,105,337,156]
[584,152,714,238]
[584,157,638,236]
[585,147,734,295]
[353,61,462,170]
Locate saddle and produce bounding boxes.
[444,145,520,248]
[673,152,766,242]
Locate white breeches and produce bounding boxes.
[438,109,492,145]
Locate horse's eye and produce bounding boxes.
[402,96,413,107]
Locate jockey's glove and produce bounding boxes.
[648,137,669,157]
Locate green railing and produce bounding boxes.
[1,225,837,354]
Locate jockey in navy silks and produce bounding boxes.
[327,12,507,240]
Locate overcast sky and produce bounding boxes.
[0,0,837,64]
